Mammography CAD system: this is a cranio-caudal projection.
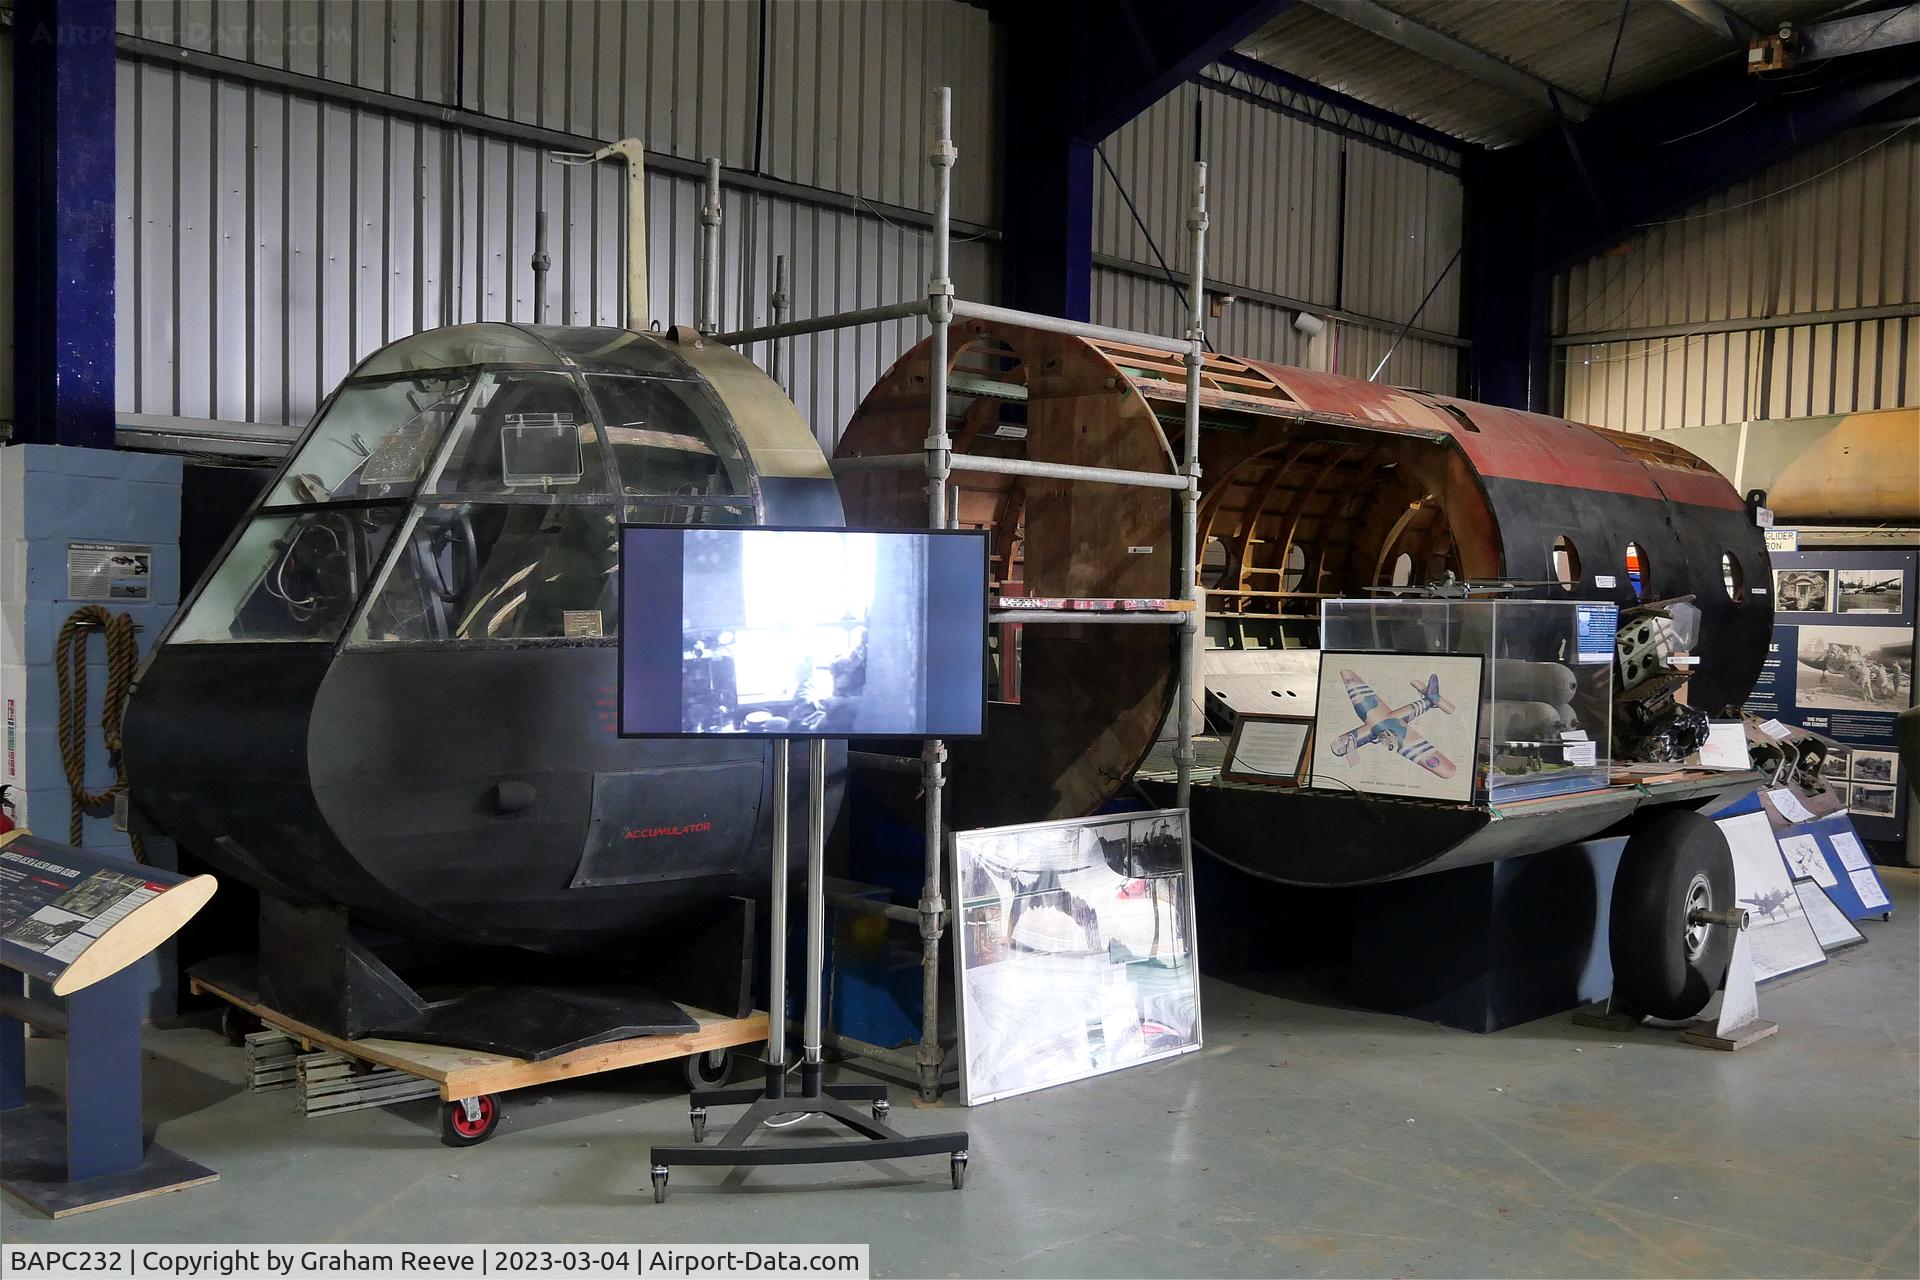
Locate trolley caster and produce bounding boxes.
[950,1151,968,1190]
[651,1165,669,1204]
[871,1099,891,1124]
[440,1094,501,1147]
[689,1106,708,1143]
[683,1049,731,1090]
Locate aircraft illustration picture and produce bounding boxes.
[1329,669,1458,779]
[1741,888,1792,923]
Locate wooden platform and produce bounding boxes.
[191,976,769,1102]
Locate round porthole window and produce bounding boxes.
[1551,535,1581,591]
[1624,542,1648,600]
[1720,551,1744,602]
[1282,543,1307,592]
[1200,536,1231,589]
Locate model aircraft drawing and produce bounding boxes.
[1329,669,1458,779]
[1742,889,1792,922]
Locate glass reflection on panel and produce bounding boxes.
[591,375,747,500]
[172,509,402,643]
[267,377,471,506]
[429,371,611,498]
[356,504,621,644]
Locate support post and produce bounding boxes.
[801,739,827,1097]
[611,139,650,332]
[61,968,144,1182]
[769,255,790,397]
[699,156,723,335]
[916,85,958,1105]
[11,0,118,448]
[764,740,790,1098]
[0,970,24,1113]
[1175,162,1208,810]
[531,210,550,324]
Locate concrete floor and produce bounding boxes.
[5,871,1916,1278]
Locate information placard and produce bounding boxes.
[0,833,217,994]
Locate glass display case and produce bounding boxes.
[1320,598,1619,804]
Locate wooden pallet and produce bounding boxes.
[193,975,769,1103]
[298,1051,439,1117]
[244,1029,299,1092]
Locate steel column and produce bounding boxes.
[10,0,117,449]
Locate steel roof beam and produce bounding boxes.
[1301,0,1593,119]
[1798,4,1920,60]
[1663,0,1759,47]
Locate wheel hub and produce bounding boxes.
[1682,872,1713,959]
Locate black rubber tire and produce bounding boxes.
[1609,809,1735,1020]
[439,1095,501,1147]
[221,1006,261,1047]
[683,1049,731,1090]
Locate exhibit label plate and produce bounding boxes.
[65,541,151,601]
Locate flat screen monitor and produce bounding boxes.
[619,525,989,739]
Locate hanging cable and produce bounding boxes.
[1094,144,1217,353]
[55,605,144,857]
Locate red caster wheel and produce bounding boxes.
[440,1094,501,1146]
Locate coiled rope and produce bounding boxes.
[55,604,144,858]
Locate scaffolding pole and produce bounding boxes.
[719,85,1205,1106]
[1176,161,1208,810]
[915,84,958,1105]
[699,157,723,335]
[769,255,790,397]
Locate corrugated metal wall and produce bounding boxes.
[107,0,997,447]
[1092,75,1465,393]
[1556,122,1919,432]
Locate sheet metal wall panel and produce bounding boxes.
[1095,75,1462,340]
[758,0,997,226]
[1339,141,1462,337]
[110,0,997,446]
[1558,125,1918,431]
[116,0,459,100]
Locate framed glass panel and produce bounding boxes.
[590,375,749,501]
[171,508,402,643]
[267,376,471,506]
[427,371,612,498]
[354,503,621,644]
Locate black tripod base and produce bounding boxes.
[649,1081,969,1201]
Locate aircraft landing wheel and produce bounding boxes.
[440,1094,501,1146]
[1609,809,1734,1020]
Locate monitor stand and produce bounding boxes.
[647,738,970,1200]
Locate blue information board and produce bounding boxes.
[1747,545,1915,844]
